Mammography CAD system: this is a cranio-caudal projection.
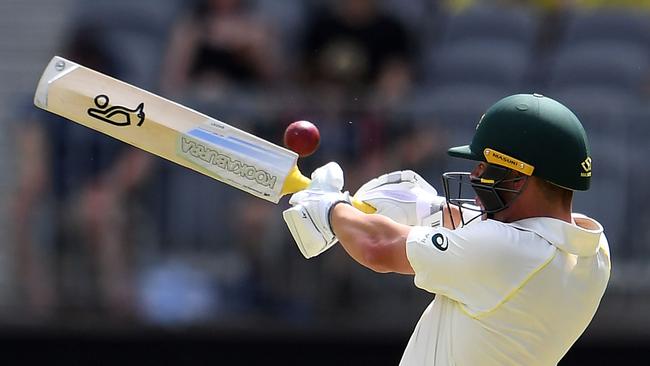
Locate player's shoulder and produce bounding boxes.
[450,219,556,259]
[409,219,555,262]
[456,219,540,242]
[407,220,558,314]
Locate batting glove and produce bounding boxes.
[283,162,351,258]
[354,170,445,227]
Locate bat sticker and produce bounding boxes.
[87,94,145,127]
[178,132,279,190]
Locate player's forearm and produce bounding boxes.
[331,203,414,274]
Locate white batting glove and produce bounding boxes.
[283,162,351,258]
[354,170,446,227]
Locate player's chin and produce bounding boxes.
[474,197,485,211]
[475,199,489,221]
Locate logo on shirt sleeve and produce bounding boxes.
[431,233,448,251]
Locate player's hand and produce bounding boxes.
[283,162,351,258]
[354,170,446,227]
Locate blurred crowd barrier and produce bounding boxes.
[4,0,650,337]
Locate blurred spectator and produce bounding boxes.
[10,23,153,319]
[298,0,416,99]
[160,0,282,97]
[294,0,420,187]
[4,2,650,359]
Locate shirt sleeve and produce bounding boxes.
[406,220,556,314]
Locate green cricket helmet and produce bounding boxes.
[448,93,592,191]
[440,93,592,226]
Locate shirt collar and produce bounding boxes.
[509,214,604,256]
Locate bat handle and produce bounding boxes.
[281,166,376,214]
[350,197,376,214]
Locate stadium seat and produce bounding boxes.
[70,0,182,34]
[252,0,308,55]
[547,41,649,92]
[69,0,183,90]
[100,30,168,90]
[573,134,629,257]
[379,0,441,35]
[549,86,638,136]
[563,9,650,48]
[152,159,236,251]
[408,85,511,172]
[439,4,539,46]
[426,40,531,89]
[408,85,509,128]
[621,105,650,257]
[548,87,646,257]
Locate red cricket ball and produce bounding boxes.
[283,120,321,157]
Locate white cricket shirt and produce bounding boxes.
[401,214,610,366]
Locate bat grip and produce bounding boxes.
[281,166,376,214]
[350,197,376,214]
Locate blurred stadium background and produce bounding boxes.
[1,0,649,364]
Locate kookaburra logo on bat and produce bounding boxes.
[87,94,145,127]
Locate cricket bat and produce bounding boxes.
[33,56,375,213]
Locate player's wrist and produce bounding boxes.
[327,194,352,234]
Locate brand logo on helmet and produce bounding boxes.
[483,148,534,176]
[581,157,592,177]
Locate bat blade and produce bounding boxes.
[34,56,299,203]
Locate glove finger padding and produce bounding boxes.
[283,191,351,258]
[356,170,437,196]
[309,162,344,191]
[283,204,337,258]
[289,162,345,205]
[354,170,445,226]
[283,162,351,258]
